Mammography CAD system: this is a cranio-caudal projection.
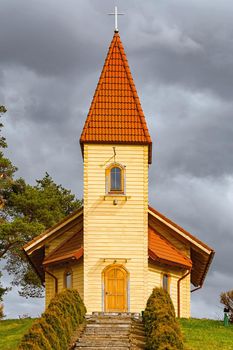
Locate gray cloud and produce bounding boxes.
[1,0,233,319]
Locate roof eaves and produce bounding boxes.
[148,249,191,269]
[199,250,215,287]
[43,247,83,267]
[24,207,83,253]
[43,229,82,262]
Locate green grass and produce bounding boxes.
[180,318,233,350]
[0,318,34,350]
[1,317,233,350]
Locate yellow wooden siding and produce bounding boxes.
[83,144,148,313]
[45,260,84,308]
[148,262,190,318]
[179,272,190,318]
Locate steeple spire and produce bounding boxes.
[80,32,152,163]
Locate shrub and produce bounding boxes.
[0,303,4,319]
[220,290,233,323]
[18,289,86,350]
[143,287,184,350]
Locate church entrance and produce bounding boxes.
[104,265,128,312]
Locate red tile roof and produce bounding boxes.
[148,226,192,268]
[43,230,83,266]
[80,32,152,163]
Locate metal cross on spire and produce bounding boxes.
[108,6,124,32]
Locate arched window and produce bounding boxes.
[64,269,72,289]
[110,167,122,192]
[162,273,169,293]
[106,163,125,194]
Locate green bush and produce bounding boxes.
[18,289,86,350]
[143,287,184,350]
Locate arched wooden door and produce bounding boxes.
[104,265,128,312]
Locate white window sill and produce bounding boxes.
[103,194,130,201]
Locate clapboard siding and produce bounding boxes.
[83,144,148,313]
[44,217,83,307]
[43,141,191,317]
[45,260,84,308]
[148,262,190,317]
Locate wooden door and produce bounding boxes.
[104,266,127,312]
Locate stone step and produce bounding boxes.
[131,326,145,332]
[74,315,145,350]
[131,339,146,347]
[131,328,145,335]
[86,323,131,329]
[88,319,132,324]
[79,335,129,341]
[83,331,130,338]
[131,346,145,350]
[76,340,130,347]
[85,328,130,334]
[75,347,129,350]
[131,334,146,342]
[88,313,133,317]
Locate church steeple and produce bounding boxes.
[80,32,152,163]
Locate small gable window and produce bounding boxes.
[162,273,169,293]
[64,269,72,289]
[106,163,125,194]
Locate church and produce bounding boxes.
[23,28,214,318]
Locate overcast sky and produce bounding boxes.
[1,0,233,319]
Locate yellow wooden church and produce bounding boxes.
[23,30,214,318]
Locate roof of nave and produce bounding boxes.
[80,31,152,163]
[148,226,192,269]
[23,206,83,253]
[24,205,214,287]
[148,206,215,287]
[43,230,83,266]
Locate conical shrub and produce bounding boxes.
[143,287,183,350]
[18,289,86,350]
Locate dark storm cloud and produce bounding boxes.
[125,0,233,100]
[150,173,233,273]
[1,0,232,318]
[0,0,105,78]
[144,86,233,178]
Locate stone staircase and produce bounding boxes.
[74,312,146,350]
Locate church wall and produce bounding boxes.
[83,143,149,313]
[148,262,190,318]
[45,260,84,308]
[179,271,190,318]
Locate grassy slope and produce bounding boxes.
[1,318,233,350]
[0,318,34,350]
[180,318,233,350]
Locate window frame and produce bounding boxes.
[63,268,73,289]
[106,163,125,195]
[161,272,170,293]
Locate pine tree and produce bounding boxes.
[0,106,82,298]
